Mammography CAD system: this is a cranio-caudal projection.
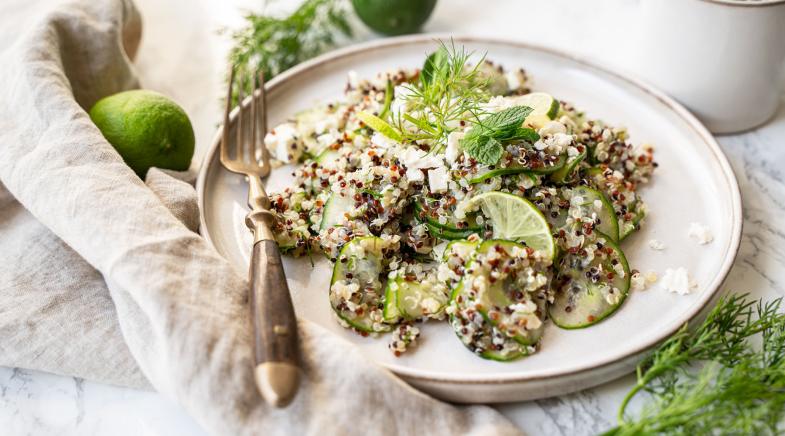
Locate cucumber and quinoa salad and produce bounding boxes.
[264,43,657,360]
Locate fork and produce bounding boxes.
[221,67,300,408]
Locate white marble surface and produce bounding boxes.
[2,0,784,434]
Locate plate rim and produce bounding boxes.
[196,34,743,385]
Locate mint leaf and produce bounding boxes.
[461,105,536,165]
[478,105,533,132]
[498,127,540,142]
[464,135,503,165]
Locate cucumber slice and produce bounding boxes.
[423,222,480,241]
[393,271,449,319]
[550,149,586,184]
[441,239,479,262]
[382,279,401,323]
[413,198,481,233]
[619,203,646,241]
[329,236,394,333]
[569,186,619,242]
[549,236,631,329]
[449,314,529,362]
[452,240,550,345]
[585,167,643,240]
[468,154,567,184]
[320,193,354,230]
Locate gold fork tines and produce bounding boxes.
[220,66,301,408]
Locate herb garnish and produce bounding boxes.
[228,0,352,103]
[604,293,785,435]
[393,42,491,151]
[461,105,539,165]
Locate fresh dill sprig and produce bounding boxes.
[228,0,352,103]
[392,41,491,152]
[603,293,785,436]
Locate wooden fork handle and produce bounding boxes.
[249,239,301,407]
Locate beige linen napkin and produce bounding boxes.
[0,0,522,434]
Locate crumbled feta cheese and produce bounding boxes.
[347,70,359,88]
[370,132,398,149]
[314,117,338,135]
[505,69,526,91]
[406,168,424,182]
[648,239,666,250]
[660,267,696,295]
[264,122,300,163]
[428,167,449,193]
[538,121,567,136]
[445,131,464,164]
[389,84,414,117]
[688,222,713,245]
[399,147,442,170]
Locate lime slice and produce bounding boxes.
[511,92,559,129]
[357,110,403,142]
[469,191,556,259]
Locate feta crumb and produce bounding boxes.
[406,168,424,182]
[370,132,398,149]
[648,239,666,250]
[445,131,464,164]
[428,167,449,193]
[538,121,567,136]
[264,122,300,163]
[688,222,713,245]
[660,267,696,295]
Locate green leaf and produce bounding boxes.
[477,105,533,132]
[499,127,540,142]
[465,135,503,165]
[461,106,537,165]
[421,47,449,86]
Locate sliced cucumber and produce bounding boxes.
[550,149,586,184]
[549,236,631,329]
[452,240,549,345]
[393,272,449,319]
[449,314,529,362]
[619,203,646,241]
[570,186,619,242]
[423,222,480,241]
[382,279,401,323]
[413,198,481,233]
[320,193,354,230]
[468,154,567,184]
[585,167,643,240]
[441,239,479,262]
[329,236,393,333]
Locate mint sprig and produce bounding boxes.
[461,105,539,165]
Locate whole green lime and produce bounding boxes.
[89,90,195,178]
[352,0,437,36]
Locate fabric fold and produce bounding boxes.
[0,0,522,434]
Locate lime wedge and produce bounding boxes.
[511,92,559,129]
[357,110,403,142]
[469,191,556,259]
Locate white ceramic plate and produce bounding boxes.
[197,35,742,403]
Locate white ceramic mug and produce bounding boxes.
[632,0,785,134]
